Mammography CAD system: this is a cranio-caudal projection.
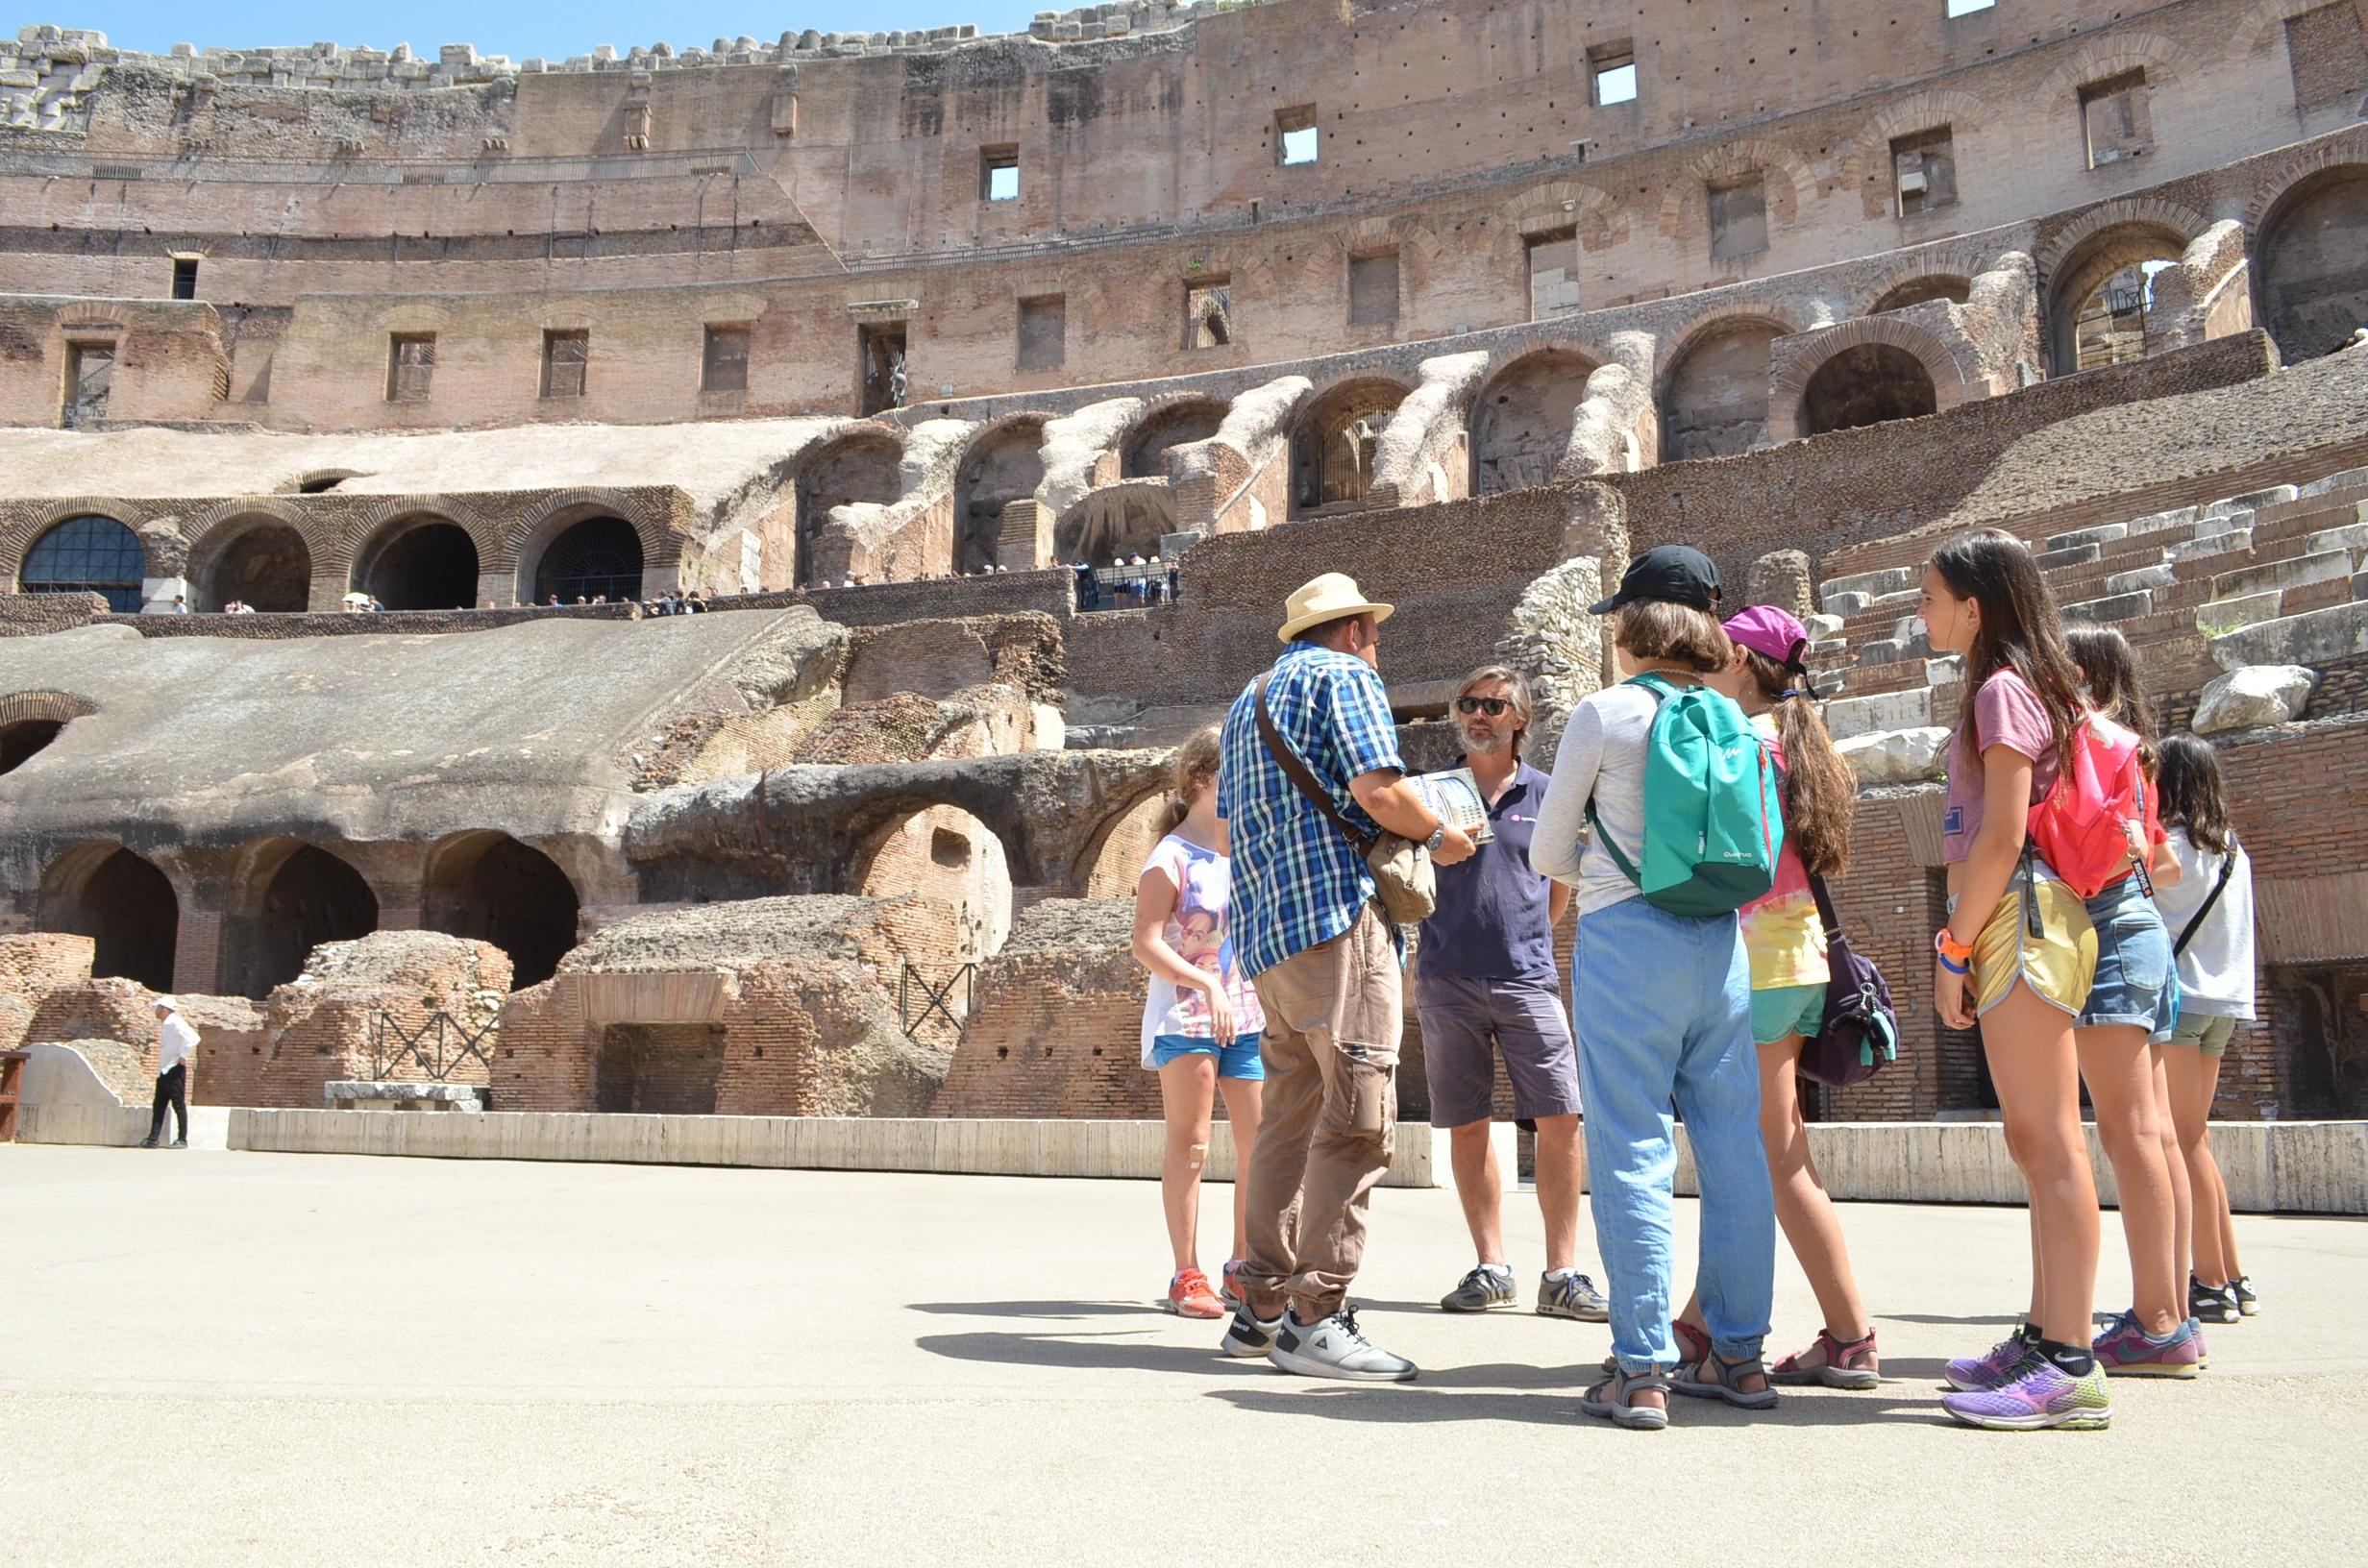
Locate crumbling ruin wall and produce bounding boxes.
[252,932,509,1109]
[934,899,1155,1118]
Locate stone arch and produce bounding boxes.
[955,415,1050,576]
[13,513,146,613]
[851,803,1014,965]
[422,831,580,990]
[1073,782,1176,898]
[2236,0,2351,47]
[1500,180,1629,251]
[221,838,380,1000]
[1869,274,1974,314]
[796,425,903,587]
[2035,33,2186,103]
[1846,89,1990,189]
[2035,197,2208,283]
[1657,312,1795,461]
[1469,348,1601,497]
[1660,138,1817,239]
[41,841,178,991]
[0,690,93,776]
[185,507,312,612]
[1290,376,1413,516]
[2043,211,2197,375]
[1766,316,1970,443]
[1122,397,1229,478]
[506,489,675,585]
[350,510,481,610]
[506,497,655,606]
[2253,160,2368,364]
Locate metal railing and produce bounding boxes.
[367,1010,497,1083]
[899,964,977,1041]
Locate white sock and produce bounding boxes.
[1543,1267,1575,1283]
[1479,1262,1514,1277]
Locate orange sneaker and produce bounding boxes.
[1168,1268,1225,1319]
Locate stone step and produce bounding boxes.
[1823,686,1935,742]
[1816,565,1914,612]
[2034,540,2103,574]
[2296,467,2368,501]
[2306,519,2368,557]
[2208,547,2357,603]
[2063,589,2154,625]
[2041,523,2129,553]
[2104,561,2175,596]
[2206,600,2368,672]
[2203,484,2298,519]
[2196,589,2283,637]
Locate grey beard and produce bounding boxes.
[1463,728,1513,757]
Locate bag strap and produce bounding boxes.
[1805,870,1841,940]
[1255,672,1375,856]
[2173,839,2238,958]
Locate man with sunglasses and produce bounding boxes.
[1418,667,1607,1323]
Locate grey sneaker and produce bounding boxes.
[1220,1303,1283,1359]
[1440,1264,1517,1312]
[1270,1307,1418,1383]
[1538,1270,1610,1322]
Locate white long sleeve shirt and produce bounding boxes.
[158,1013,199,1074]
[1529,683,1659,917]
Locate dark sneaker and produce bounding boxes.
[136,1139,158,1149]
[169,1138,187,1149]
[1270,1307,1418,1383]
[1537,1270,1610,1322]
[1220,1303,1283,1360]
[1440,1264,1517,1312]
[2190,1276,2240,1325]
[2232,1275,2260,1317]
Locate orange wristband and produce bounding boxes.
[1934,929,1974,967]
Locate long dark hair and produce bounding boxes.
[2157,734,2234,854]
[1738,647,1854,876]
[1928,529,2084,774]
[2066,625,2159,774]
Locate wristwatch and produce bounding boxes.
[1423,821,1448,853]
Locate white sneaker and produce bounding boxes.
[1270,1307,1418,1383]
[1220,1304,1284,1359]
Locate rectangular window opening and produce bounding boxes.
[2081,70,2152,168]
[1275,105,1319,166]
[1708,175,1769,261]
[542,329,589,399]
[1945,0,1996,17]
[1185,277,1233,350]
[170,256,198,301]
[1525,226,1582,320]
[859,322,907,415]
[1017,294,1066,370]
[63,342,113,427]
[2286,5,2368,114]
[385,332,434,403]
[1347,250,1400,326]
[1589,42,1638,108]
[702,325,750,394]
[1891,127,1959,216]
[980,145,1020,202]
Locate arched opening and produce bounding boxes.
[423,833,580,989]
[18,515,145,613]
[532,515,645,604]
[1122,401,1227,478]
[955,421,1047,576]
[2049,223,2186,374]
[1078,790,1173,897]
[198,522,310,612]
[47,845,178,990]
[232,844,379,1000]
[1800,343,1939,435]
[356,518,479,610]
[854,803,1013,966]
[1,719,64,774]
[1660,320,1784,460]
[2256,166,2368,365]
[1871,276,1972,314]
[1290,380,1409,517]
[1054,483,1176,569]
[796,432,901,586]
[1470,350,1599,496]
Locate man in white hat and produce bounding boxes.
[138,996,199,1149]
[1213,572,1476,1382]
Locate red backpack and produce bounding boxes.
[2026,713,2153,898]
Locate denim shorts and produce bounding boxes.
[2077,874,2177,1039]
[1150,1032,1266,1081]
[1749,983,1827,1046]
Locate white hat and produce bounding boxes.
[1277,572,1395,643]
[153,994,176,1011]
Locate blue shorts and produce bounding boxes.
[1150,1033,1266,1081]
[2078,874,2178,1041]
[1749,982,1828,1046]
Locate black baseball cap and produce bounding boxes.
[1590,544,1721,616]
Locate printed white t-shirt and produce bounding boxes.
[1137,833,1266,1066]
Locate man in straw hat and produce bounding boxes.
[1213,572,1476,1382]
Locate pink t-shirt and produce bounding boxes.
[1942,669,2063,863]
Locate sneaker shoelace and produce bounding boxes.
[1333,1306,1370,1348]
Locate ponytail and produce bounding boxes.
[1740,648,1855,877]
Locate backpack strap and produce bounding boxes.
[1580,674,1674,889]
[2173,837,2238,958]
[1255,672,1375,857]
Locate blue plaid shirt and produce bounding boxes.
[1219,641,1406,978]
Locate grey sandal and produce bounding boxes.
[1579,1366,1670,1431]
[1670,1352,1778,1410]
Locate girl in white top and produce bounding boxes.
[2151,734,2260,1321]
[1129,725,1266,1320]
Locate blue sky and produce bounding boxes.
[51,3,1061,60]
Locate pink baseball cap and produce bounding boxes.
[1723,605,1811,673]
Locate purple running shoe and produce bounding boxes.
[2090,1310,2204,1378]
[1944,1325,2038,1393]
[1942,1359,2113,1432]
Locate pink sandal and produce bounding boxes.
[1770,1327,1881,1390]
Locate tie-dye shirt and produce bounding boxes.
[1739,713,1830,990]
[1138,833,1267,1066]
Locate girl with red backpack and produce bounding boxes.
[2064,626,2204,1378]
[1917,529,2113,1431]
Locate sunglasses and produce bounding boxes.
[1456,697,1513,717]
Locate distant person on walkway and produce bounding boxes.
[1418,665,1605,1325]
[1215,572,1475,1382]
[1130,725,1265,1319]
[139,997,198,1150]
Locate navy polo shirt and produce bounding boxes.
[1417,758,1558,984]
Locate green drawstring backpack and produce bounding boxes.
[1584,673,1784,918]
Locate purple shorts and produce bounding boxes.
[1415,971,1581,1129]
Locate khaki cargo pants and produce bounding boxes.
[1240,904,1402,1321]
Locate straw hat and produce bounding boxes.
[1278,572,1395,643]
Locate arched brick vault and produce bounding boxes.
[2035,197,2209,287]
[1654,303,1815,403]
[219,834,377,919]
[1764,317,1973,445]
[2236,0,2349,50]
[1658,138,1817,240]
[314,497,500,580]
[181,500,310,589]
[0,690,96,729]
[1845,90,1991,197]
[1861,251,1986,316]
[2243,132,2368,228]
[2035,33,2188,103]
[502,489,681,586]
[0,499,153,585]
[1500,181,1628,251]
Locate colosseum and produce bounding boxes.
[2,0,2365,1141]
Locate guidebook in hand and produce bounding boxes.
[1411,768,1492,845]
